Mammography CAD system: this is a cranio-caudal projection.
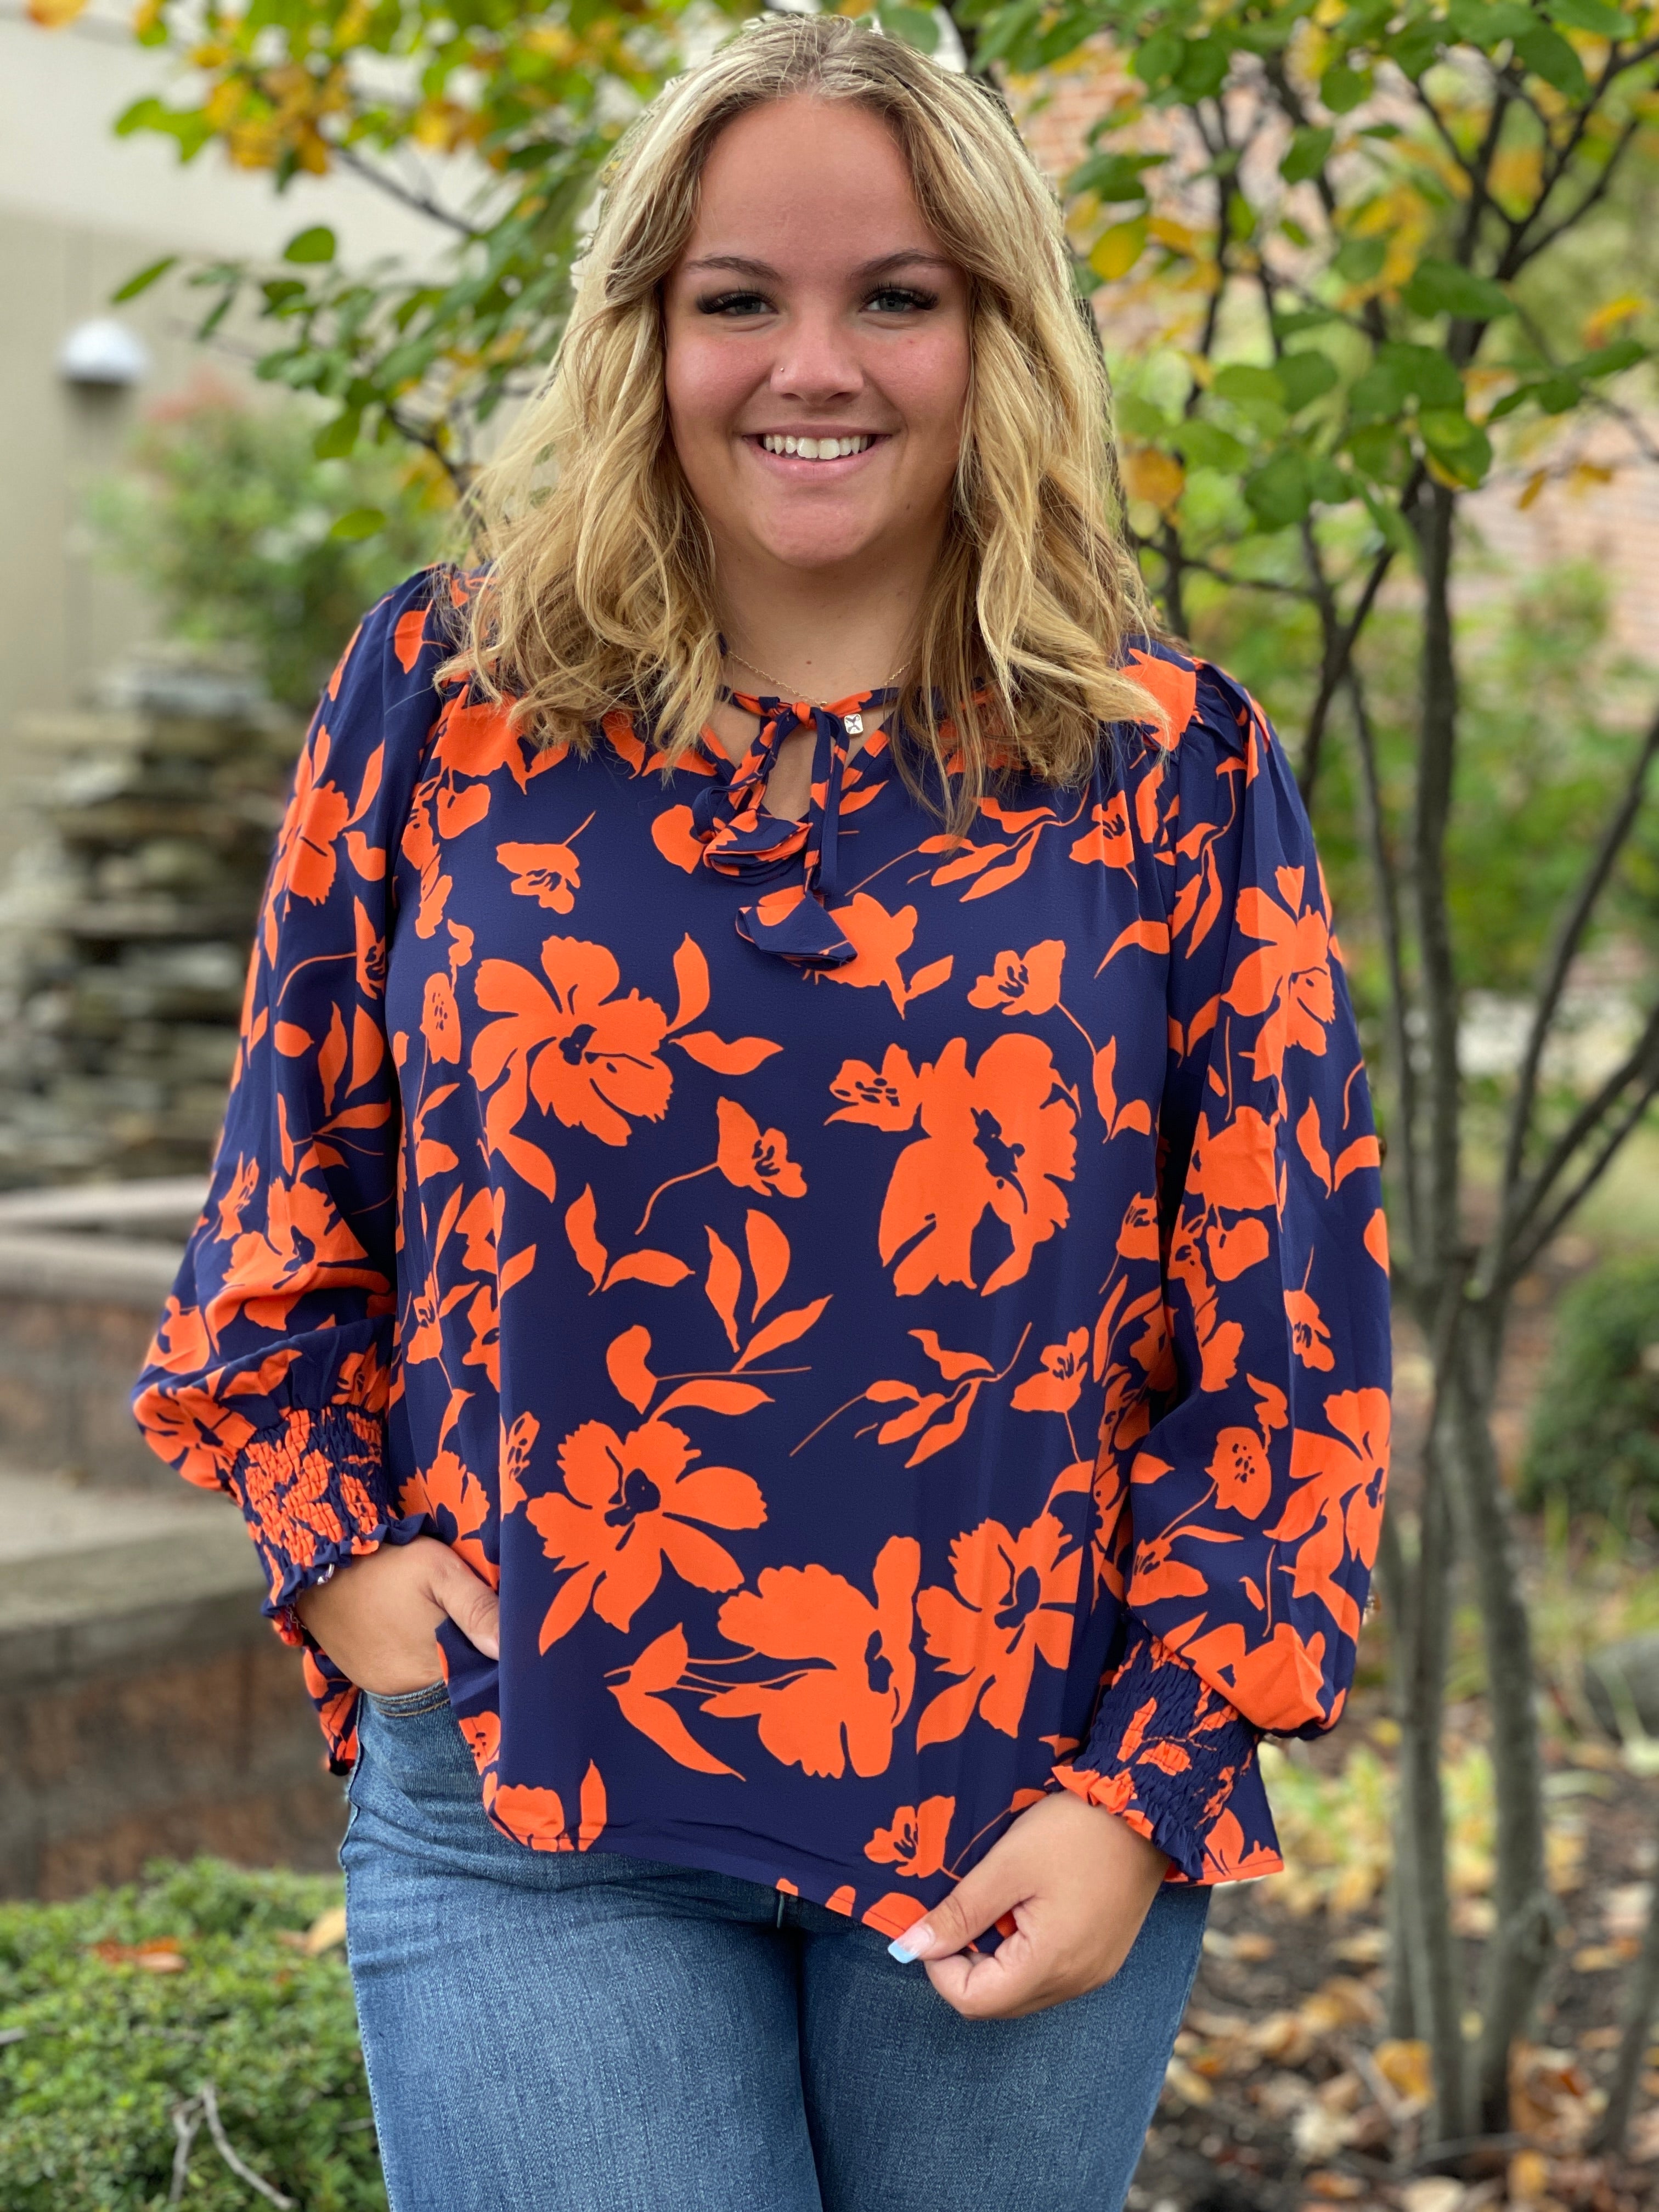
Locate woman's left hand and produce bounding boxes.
[891,1790,1170,2019]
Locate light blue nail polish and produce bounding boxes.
[888,1936,921,1963]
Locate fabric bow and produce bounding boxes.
[691,690,899,967]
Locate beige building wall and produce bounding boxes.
[0,3,449,862]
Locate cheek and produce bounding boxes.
[664,330,750,449]
[888,329,972,443]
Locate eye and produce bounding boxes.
[866,285,938,314]
[697,290,773,317]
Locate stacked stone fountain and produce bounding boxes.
[0,652,303,1188]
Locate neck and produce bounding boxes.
[715,546,930,702]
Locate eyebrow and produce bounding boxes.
[681,250,955,280]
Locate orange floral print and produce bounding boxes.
[703,1536,921,1779]
[874,1035,1076,1296]
[472,935,671,1149]
[968,940,1064,1018]
[497,830,588,913]
[421,971,462,1065]
[865,1795,955,1880]
[527,1418,766,1647]
[717,1099,806,1199]
[915,1513,1079,1746]
[1224,865,1336,1080]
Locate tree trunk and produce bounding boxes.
[1447,1316,1555,2131]
[1394,1439,1471,2142]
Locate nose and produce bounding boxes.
[768,305,863,405]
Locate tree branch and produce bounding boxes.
[1504,995,1659,1267]
[1485,697,1659,1286]
[1348,661,1422,1271]
[323,139,484,240]
[1510,1065,1659,1284]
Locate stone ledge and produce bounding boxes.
[0,1477,341,1898]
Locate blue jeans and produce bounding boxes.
[341,1688,1209,2212]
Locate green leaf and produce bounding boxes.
[1282,126,1334,186]
[1514,21,1589,95]
[1346,423,1408,481]
[1403,258,1512,321]
[1548,0,1628,30]
[1174,36,1232,99]
[879,4,940,53]
[1069,151,1167,204]
[1387,20,1442,76]
[330,506,386,541]
[1171,419,1249,472]
[111,255,177,304]
[1425,420,1493,486]
[1277,351,1339,411]
[1244,452,1313,529]
[1378,342,1465,409]
[314,410,363,460]
[1334,236,1387,284]
[284,227,338,267]
[1116,393,1173,439]
[1578,339,1648,377]
[1447,0,1536,47]
[1320,63,1372,112]
[1131,25,1183,87]
[1213,363,1285,407]
[1536,374,1582,413]
[1348,364,1405,423]
[1419,407,1481,450]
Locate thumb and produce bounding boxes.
[888,1850,1022,1964]
[426,1547,501,1661]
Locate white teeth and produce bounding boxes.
[760,434,873,460]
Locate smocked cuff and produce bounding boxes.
[224,1403,424,1642]
[1052,1622,1283,1884]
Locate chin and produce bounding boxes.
[747,512,891,574]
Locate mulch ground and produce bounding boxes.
[1128,1731,1659,2212]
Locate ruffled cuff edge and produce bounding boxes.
[1052,1626,1285,1885]
[222,1402,424,1641]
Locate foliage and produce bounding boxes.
[74,0,758,479]
[88,392,454,712]
[1523,1254,1659,1521]
[0,1858,382,2211]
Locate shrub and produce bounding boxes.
[0,1858,383,2210]
[88,387,455,714]
[1521,1255,1659,1526]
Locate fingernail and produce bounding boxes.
[888,1924,929,1963]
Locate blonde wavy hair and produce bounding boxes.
[450,12,1163,804]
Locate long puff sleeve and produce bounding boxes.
[1054,658,1391,1882]
[134,571,456,1636]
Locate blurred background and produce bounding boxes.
[2,1,1658,2206]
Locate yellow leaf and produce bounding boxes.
[1491,143,1543,207]
[1148,215,1201,256]
[1120,447,1185,511]
[1508,2149,1550,2204]
[302,1903,348,1956]
[1583,292,1645,348]
[1090,217,1149,282]
[1518,467,1549,510]
[26,0,90,23]
[1373,2037,1433,2106]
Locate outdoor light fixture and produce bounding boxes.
[58,318,150,390]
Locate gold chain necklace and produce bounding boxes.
[725,646,905,740]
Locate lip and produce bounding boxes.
[742,431,890,475]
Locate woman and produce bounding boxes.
[137,17,1390,2211]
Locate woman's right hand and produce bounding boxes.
[293,1536,500,1695]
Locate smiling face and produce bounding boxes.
[663,96,972,589]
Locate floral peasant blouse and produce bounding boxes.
[136,567,1390,1936]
